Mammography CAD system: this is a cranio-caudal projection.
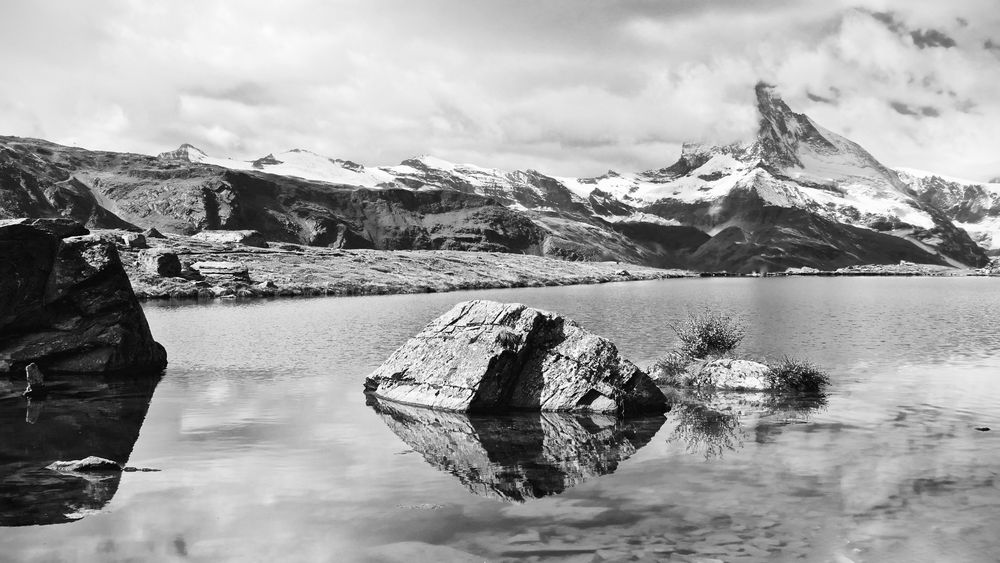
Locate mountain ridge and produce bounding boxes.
[2,83,991,271]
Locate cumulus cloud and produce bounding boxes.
[0,0,998,178]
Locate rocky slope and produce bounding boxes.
[0,83,991,272]
[897,168,1000,254]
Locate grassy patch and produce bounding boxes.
[766,356,830,393]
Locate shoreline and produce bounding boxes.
[114,233,998,303]
[120,235,695,301]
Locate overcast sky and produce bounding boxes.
[2,0,999,179]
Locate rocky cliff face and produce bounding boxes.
[0,219,167,375]
[897,169,1000,253]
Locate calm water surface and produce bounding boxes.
[2,278,1000,562]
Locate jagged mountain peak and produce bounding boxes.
[158,143,208,162]
[754,82,839,168]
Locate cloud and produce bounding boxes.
[0,0,998,178]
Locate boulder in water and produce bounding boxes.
[364,300,667,415]
[0,220,167,375]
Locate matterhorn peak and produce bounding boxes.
[752,82,841,169]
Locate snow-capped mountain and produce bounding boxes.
[897,168,1000,252]
[3,83,991,272]
[157,82,986,270]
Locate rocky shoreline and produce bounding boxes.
[107,231,694,300]
[78,228,1000,302]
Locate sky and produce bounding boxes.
[1,0,999,180]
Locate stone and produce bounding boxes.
[191,229,268,248]
[0,217,89,239]
[23,363,44,396]
[190,261,250,280]
[141,227,165,239]
[138,249,182,277]
[365,300,668,415]
[46,456,122,473]
[687,358,772,391]
[0,222,167,375]
[118,232,147,249]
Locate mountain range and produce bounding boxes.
[0,83,993,272]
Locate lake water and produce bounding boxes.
[2,278,1000,562]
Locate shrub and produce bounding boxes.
[767,356,830,393]
[671,310,747,359]
[649,350,693,385]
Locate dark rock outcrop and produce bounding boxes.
[138,248,181,277]
[369,395,665,502]
[365,300,667,415]
[0,220,167,375]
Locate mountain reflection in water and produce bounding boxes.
[368,396,665,502]
[0,374,160,526]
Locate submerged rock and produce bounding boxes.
[0,220,167,375]
[46,456,122,473]
[365,300,667,415]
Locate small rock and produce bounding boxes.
[23,363,44,396]
[975,426,990,432]
[142,227,166,239]
[46,456,122,473]
[139,249,181,277]
[190,261,250,281]
[688,358,771,391]
[119,232,147,249]
[615,269,630,276]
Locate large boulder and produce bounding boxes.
[0,220,167,375]
[364,300,667,415]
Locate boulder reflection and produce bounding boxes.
[0,374,161,526]
[368,396,665,502]
[666,390,828,459]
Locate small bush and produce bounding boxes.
[767,357,830,393]
[649,350,693,385]
[671,310,747,359]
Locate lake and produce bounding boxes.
[2,277,1000,562]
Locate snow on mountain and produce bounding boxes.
[152,82,989,268]
[897,168,1000,251]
